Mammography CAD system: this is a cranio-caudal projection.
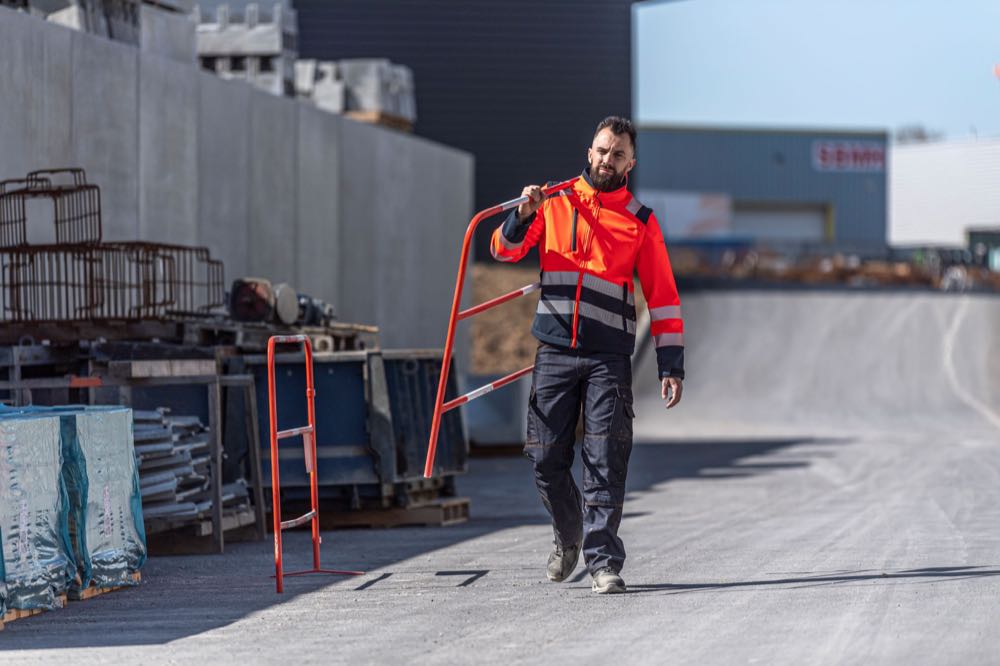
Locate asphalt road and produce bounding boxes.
[2,291,999,664]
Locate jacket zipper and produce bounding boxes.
[570,209,578,253]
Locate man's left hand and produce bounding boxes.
[661,376,683,409]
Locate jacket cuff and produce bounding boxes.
[500,209,533,244]
[656,346,685,381]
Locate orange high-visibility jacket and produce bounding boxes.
[490,169,684,379]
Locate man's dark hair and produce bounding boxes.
[594,116,636,152]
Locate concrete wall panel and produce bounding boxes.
[139,52,198,245]
[70,31,139,241]
[295,104,340,301]
[197,73,250,282]
[248,92,297,285]
[0,10,73,189]
[336,120,379,327]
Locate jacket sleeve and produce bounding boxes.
[490,205,545,263]
[635,211,685,380]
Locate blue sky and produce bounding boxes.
[634,0,1000,138]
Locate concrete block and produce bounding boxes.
[248,90,297,285]
[197,72,250,282]
[139,51,198,245]
[70,30,139,240]
[295,103,340,302]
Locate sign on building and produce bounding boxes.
[812,141,885,172]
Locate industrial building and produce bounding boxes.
[635,125,888,251]
[293,0,635,260]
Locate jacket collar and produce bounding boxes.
[576,167,631,204]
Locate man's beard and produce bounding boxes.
[590,165,626,192]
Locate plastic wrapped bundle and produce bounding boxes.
[59,407,146,591]
[0,413,74,610]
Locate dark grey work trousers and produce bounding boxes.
[524,342,634,574]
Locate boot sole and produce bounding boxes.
[591,580,626,594]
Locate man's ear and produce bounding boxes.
[626,157,636,174]
[587,146,593,163]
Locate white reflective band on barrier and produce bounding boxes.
[467,383,495,401]
[522,283,541,295]
[654,332,685,347]
[649,305,682,321]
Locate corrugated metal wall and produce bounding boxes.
[890,138,1000,246]
[293,0,633,259]
[636,126,888,247]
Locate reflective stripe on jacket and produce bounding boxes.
[490,168,685,379]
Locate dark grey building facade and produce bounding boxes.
[293,0,634,259]
[635,126,888,249]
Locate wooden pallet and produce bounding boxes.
[69,571,141,601]
[316,497,470,529]
[0,594,68,631]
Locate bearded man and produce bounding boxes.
[490,116,685,594]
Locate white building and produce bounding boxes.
[889,137,1000,247]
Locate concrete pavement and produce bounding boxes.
[2,290,999,664]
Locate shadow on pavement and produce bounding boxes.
[0,436,838,649]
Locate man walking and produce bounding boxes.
[490,116,684,594]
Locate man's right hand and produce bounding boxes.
[517,185,544,222]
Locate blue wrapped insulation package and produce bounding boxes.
[0,413,74,611]
[59,406,146,592]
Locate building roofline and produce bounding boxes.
[637,122,888,139]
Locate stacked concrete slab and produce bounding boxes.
[0,6,474,361]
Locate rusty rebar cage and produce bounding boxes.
[0,169,103,247]
[0,167,226,324]
[0,243,225,323]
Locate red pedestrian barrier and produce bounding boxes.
[267,334,363,593]
[423,178,578,478]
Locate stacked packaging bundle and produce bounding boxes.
[0,413,74,613]
[59,406,146,591]
[135,409,250,528]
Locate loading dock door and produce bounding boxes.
[731,207,827,242]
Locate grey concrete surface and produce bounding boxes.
[2,291,998,663]
[139,51,198,244]
[70,30,140,242]
[196,73,251,280]
[295,103,341,301]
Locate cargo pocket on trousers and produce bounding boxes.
[524,385,540,460]
[607,386,634,490]
[610,385,634,443]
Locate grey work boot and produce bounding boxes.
[591,567,626,594]
[546,542,581,582]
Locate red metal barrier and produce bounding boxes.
[267,334,363,593]
[423,178,578,478]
